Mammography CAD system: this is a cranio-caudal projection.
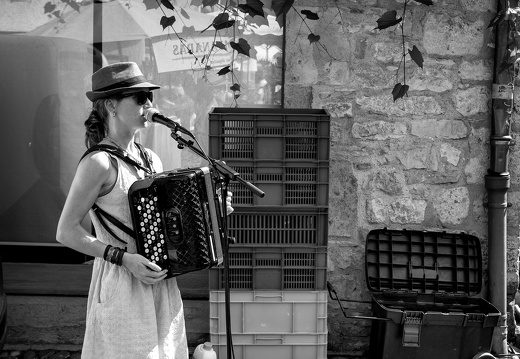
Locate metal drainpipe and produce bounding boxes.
[487,0,515,355]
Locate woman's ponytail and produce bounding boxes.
[84,99,110,148]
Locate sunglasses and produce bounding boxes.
[118,91,154,105]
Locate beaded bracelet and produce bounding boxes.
[103,246,125,266]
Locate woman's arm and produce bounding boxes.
[57,152,167,284]
[56,151,112,257]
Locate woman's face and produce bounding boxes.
[115,91,154,130]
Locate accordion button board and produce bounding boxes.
[128,167,224,278]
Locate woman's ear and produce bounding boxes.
[104,99,117,116]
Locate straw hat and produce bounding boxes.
[86,62,160,101]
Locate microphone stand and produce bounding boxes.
[168,131,264,198]
[168,129,264,359]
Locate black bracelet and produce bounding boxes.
[115,247,125,266]
[103,245,112,261]
[108,247,118,265]
[106,246,116,264]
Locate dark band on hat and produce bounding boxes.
[95,75,147,92]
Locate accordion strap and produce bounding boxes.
[91,204,133,245]
[80,143,150,245]
[80,143,155,175]
[134,143,155,174]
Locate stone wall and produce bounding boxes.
[284,0,520,356]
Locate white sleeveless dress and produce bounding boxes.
[81,153,189,359]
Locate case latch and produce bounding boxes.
[402,311,423,347]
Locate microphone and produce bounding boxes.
[144,108,191,135]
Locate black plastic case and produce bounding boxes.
[366,229,500,359]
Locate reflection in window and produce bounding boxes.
[0,0,283,246]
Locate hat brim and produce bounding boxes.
[86,81,161,101]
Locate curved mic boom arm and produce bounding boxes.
[168,130,265,198]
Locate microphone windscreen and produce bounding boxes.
[144,108,160,123]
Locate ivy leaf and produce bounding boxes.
[392,83,409,101]
[238,0,265,18]
[497,55,514,75]
[143,0,161,10]
[212,13,236,31]
[160,0,175,11]
[203,0,219,7]
[308,33,320,43]
[413,0,433,5]
[182,25,197,36]
[160,15,176,30]
[375,10,402,30]
[301,9,319,20]
[408,45,423,69]
[63,0,80,13]
[217,66,231,76]
[230,38,251,57]
[214,41,227,50]
[180,8,190,19]
[487,11,505,29]
[271,0,294,18]
[230,83,241,92]
[43,2,56,14]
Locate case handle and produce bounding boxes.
[327,281,389,322]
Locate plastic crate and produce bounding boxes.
[210,333,327,359]
[209,246,327,290]
[209,290,328,359]
[209,107,330,161]
[366,229,500,359]
[226,207,328,246]
[226,160,329,207]
[209,290,328,334]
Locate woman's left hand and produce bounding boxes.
[217,189,234,215]
[225,190,234,215]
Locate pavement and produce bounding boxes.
[0,349,81,359]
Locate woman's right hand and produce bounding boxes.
[122,252,168,284]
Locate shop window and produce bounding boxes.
[0,0,283,263]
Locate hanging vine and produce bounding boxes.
[43,0,435,103]
[374,0,432,101]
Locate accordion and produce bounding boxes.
[128,167,224,278]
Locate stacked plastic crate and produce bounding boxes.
[208,108,330,359]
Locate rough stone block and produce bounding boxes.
[459,60,493,81]
[411,119,469,139]
[368,197,427,224]
[352,121,407,140]
[454,86,491,116]
[423,13,486,56]
[356,94,443,116]
[432,187,470,225]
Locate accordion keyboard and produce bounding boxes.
[135,195,169,267]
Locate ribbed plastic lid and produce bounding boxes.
[365,229,482,295]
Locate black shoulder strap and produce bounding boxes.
[92,204,133,245]
[134,142,156,175]
[80,144,153,175]
[80,144,147,245]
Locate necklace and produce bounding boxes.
[104,136,143,166]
